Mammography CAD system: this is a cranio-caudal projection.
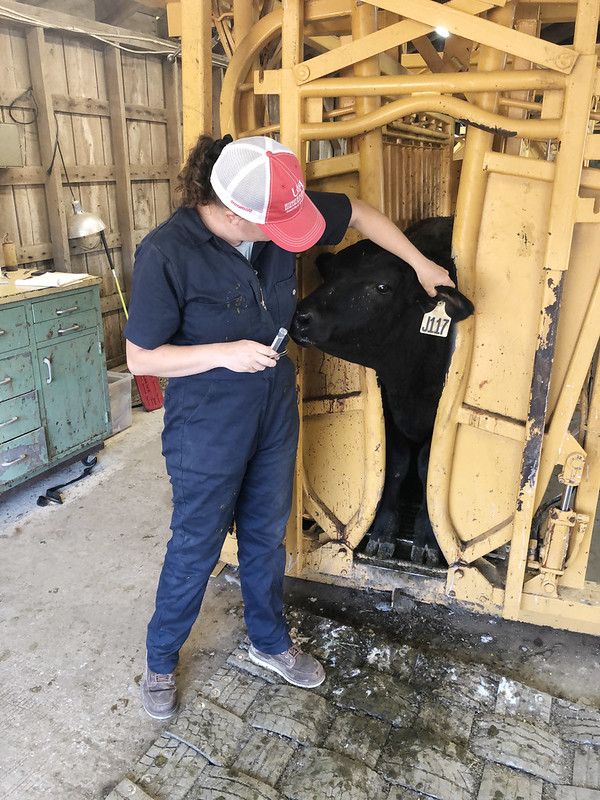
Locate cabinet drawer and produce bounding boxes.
[32,289,95,323]
[0,427,48,485]
[34,309,98,343]
[0,352,35,401]
[0,390,40,445]
[0,305,29,354]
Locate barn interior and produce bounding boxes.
[2,0,600,798]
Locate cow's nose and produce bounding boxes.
[294,311,312,329]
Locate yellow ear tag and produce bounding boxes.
[420,301,451,338]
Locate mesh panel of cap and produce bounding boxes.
[213,141,272,218]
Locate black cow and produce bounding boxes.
[290,216,474,565]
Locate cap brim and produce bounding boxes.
[257,193,326,253]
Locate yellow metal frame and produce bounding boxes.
[176,0,600,636]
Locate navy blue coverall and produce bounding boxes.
[124,191,351,674]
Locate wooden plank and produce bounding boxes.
[0,186,21,259]
[53,94,111,116]
[163,57,183,211]
[0,163,171,186]
[146,53,170,222]
[2,29,44,263]
[129,164,170,180]
[44,32,69,96]
[122,51,149,106]
[124,103,168,122]
[26,27,70,270]
[0,166,46,186]
[146,53,165,108]
[131,181,155,232]
[101,293,128,314]
[13,184,50,249]
[16,241,54,263]
[12,93,170,123]
[70,231,121,253]
[124,55,159,232]
[133,227,152,246]
[153,180,172,227]
[0,25,21,93]
[10,231,122,264]
[104,46,136,294]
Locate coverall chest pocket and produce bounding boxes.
[183,294,262,343]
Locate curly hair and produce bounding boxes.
[176,134,233,208]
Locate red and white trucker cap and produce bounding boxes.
[210,136,326,252]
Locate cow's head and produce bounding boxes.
[290,217,474,372]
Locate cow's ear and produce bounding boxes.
[434,287,474,321]
[417,287,474,320]
[315,252,338,281]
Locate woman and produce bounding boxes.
[125,134,454,719]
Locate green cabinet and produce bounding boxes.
[0,273,111,493]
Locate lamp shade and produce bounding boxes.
[67,200,106,239]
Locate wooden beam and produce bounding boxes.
[163,57,183,202]
[0,164,172,185]
[95,0,138,26]
[26,26,71,271]
[0,0,176,54]
[104,45,136,295]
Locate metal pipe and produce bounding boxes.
[295,69,566,98]
[301,94,560,142]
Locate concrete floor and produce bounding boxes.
[2,404,600,799]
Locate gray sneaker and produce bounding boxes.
[141,666,178,720]
[248,644,325,688]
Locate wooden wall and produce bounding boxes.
[0,15,182,367]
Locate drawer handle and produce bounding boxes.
[58,323,80,335]
[2,453,27,467]
[0,415,18,428]
[0,376,12,386]
[55,305,79,316]
[43,357,52,384]
[0,329,5,335]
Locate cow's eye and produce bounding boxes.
[376,284,391,294]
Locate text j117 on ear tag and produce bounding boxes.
[420,301,451,337]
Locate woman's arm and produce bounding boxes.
[126,338,278,377]
[348,199,455,296]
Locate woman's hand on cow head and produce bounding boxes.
[414,257,456,297]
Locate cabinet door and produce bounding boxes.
[38,332,109,459]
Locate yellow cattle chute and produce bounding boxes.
[174,0,600,635]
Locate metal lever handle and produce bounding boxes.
[43,357,52,384]
[58,323,80,335]
[0,415,18,428]
[55,305,79,316]
[2,453,26,467]
[0,376,12,386]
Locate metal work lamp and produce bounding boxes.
[67,199,106,239]
[66,200,128,316]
